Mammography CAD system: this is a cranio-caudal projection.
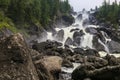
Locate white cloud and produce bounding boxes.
[69,0,120,12]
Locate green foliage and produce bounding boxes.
[0,11,17,32]
[96,0,120,29]
[0,0,71,33]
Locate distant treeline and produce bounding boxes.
[95,0,120,29]
[0,0,71,32]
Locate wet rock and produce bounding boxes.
[108,40,120,53]
[0,33,39,80]
[98,27,120,43]
[35,56,63,80]
[73,48,85,55]
[92,35,105,51]
[87,56,108,68]
[62,59,73,68]
[104,54,119,66]
[85,49,100,57]
[55,29,64,41]
[70,28,80,32]
[72,64,120,80]
[65,37,73,46]
[77,14,82,20]
[82,19,90,26]
[32,40,62,53]
[72,54,84,63]
[73,37,81,46]
[61,15,75,26]
[71,11,77,15]
[72,24,79,27]
[85,27,98,34]
[73,30,85,45]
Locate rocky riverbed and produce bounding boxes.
[1,10,120,80]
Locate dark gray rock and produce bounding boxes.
[87,56,108,68]
[85,49,100,57]
[65,37,73,46]
[73,48,85,55]
[32,40,62,53]
[55,29,64,41]
[108,40,120,53]
[77,14,82,20]
[92,35,105,51]
[85,27,98,34]
[70,28,80,32]
[82,19,90,26]
[72,64,120,80]
[73,30,85,46]
[60,14,75,26]
[62,59,73,68]
[104,54,119,66]
[0,33,39,80]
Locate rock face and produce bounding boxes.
[73,30,85,46]
[55,29,64,41]
[65,37,73,46]
[85,27,98,35]
[108,41,120,53]
[0,33,39,80]
[61,14,75,26]
[92,35,105,51]
[56,14,75,27]
[35,56,63,80]
[77,14,82,20]
[72,54,120,80]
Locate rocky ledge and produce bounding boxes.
[1,33,120,80]
[0,33,63,80]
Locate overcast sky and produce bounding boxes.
[69,0,120,12]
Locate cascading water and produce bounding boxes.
[45,11,109,52]
[41,10,112,80]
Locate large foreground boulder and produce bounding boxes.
[35,56,63,80]
[72,54,120,80]
[72,64,120,80]
[0,33,39,80]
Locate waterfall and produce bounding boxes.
[39,10,114,80]
[42,10,110,52]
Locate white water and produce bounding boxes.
[46,11,100,49]
[45,11,110,53]
[59,63,80,80]
[40,11,120,80]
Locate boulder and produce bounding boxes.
[65,37,73,46]
[92,35,105,51]
[85,27,98,34]
[62,59,73,68]
[73,48,85,55]
[108,40,120,53]
[82,19,90,26]
[72,54,84,63]
[85,49,100,57]
[77,14,82,20]
[32,40,62,53]
[61,14,75,26]
[87,56,108,68]
[35,56,63,80]
[55,29,64,41]
[70,28,80,32]
[104,54,119,66]
[72,64,120,80]
[0,33,39,80]
[98,27,120,43]
[73,30,85,46]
